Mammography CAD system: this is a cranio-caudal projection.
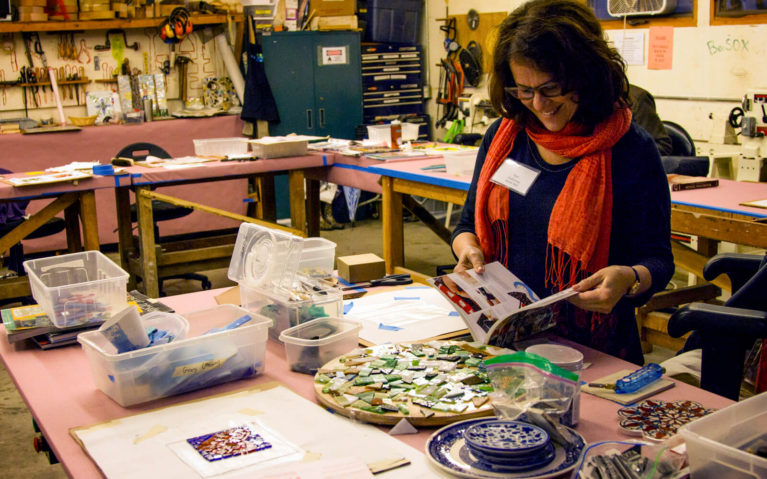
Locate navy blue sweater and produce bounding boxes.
[453,118,674,364]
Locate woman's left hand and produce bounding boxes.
[567,265,636,314]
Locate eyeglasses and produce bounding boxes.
[504,82,566,100]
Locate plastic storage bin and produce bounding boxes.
[228,223,342,341]
[279,317,361,374]
[78,305,272,406]
[679,392,767,478]
[193,137,250,157]
[443,150,478,177]
[240,277,343,341]
[297,237,336,278]
[367,0,423,44]
[24,251,129,328]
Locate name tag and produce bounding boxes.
[490,158,540,196]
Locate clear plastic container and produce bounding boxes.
[401,122,420,141]
[442,150,478,177]
[279,317,361,374]
[78,305,271,406]
[227,222,304,290]
[679,392,767,478]
[367,124,393,147]
[240,274,343,341]
[192,137,250,157]
[297,237,336,279]
[23,251,129,328]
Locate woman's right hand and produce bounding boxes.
[452,232,486,273]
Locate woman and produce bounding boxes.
[451,0,674,365]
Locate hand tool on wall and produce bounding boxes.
[94,29,139,51]
[20,33,39,108]
[174,55,191,104]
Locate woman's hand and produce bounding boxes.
[452,232,486,273]
[567,265,644,314]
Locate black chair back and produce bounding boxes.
[116,142,171,161]
[663,121,695,157]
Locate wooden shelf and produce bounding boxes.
[0,13,242,33]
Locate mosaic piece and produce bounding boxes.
[464,421,549,455]
[186,424,272,462]
[617,399,715,441]
[314,341,508,426]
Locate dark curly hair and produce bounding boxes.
[488,0,629,129]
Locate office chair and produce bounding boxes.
[660,121,710,176]
[0,168,67,305]
[667,253,767,400]
[116,143,211,294]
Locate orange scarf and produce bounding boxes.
[476,108,632,290]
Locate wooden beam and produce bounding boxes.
[391,178,468,205]
[402,194,453,245]
[142,189,304,237]
[670,208,767,249]
[288,169,307,234]
[136,186,159,297]
[671,241,732,291]
[0,193,76,255]
[381,176,404,274]
[78,190,100,250]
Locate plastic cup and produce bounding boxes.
[525,343,584,427]
[98,306,150,354]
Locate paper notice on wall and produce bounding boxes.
[648,26,673,70]
[612,30,644,66]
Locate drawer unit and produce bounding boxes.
[361,42,424,122]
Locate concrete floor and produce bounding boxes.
[0,214,676,477]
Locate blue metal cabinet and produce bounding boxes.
[261,31,362,139]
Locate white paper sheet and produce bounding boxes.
[72,384,448,478]
[343,286,467,344]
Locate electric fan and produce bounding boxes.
[607,0,677,16]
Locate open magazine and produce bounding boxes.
[427,262,577,348]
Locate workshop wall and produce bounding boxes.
[424,0,765,145]
[0,28,230,123]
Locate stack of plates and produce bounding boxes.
[426,418,585,479]
[463,420,556,472]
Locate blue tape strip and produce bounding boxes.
[243,198,255,202]
[322,154,328,166]
[449,311,459,316]
[343,302,354,314]
[365,165,471,191]
[393,296,419,301]
[378,323,402,331]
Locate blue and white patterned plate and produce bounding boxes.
[464,420,549,455]
[427,418,586,479]
[468,442,556,472]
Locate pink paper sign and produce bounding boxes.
[648,27,674,70]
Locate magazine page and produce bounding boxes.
[428,262,577,346]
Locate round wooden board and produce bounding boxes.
[313,341,506,427]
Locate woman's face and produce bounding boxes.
[509,60,578,132]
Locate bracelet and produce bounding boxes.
[626,266,641,296]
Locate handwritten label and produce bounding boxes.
[173,359,225,377]
[706,37,750,55]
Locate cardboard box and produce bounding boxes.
[337,253,385,284]
[309,14,358,31]
[311,0,354,17]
